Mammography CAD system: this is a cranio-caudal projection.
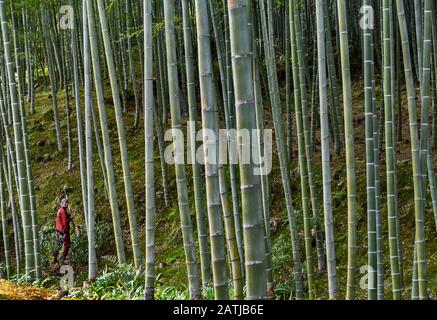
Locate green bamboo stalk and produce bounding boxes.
[249,1,273,296]
[90,100,110,200]
[228,0,267,300]
[0,71,18,203]
[372,9,384,300]
[222,1,244,281]
[181,0,211,288]
[86,0,126,265]
[115,0,128,115]
[0,0,35,279]
[337,0,358,300]
[432,61,437,150]
[218,160,243,299]
[41,10,62,152]
[246,8,274,299]
[144,0,155,300]
[383,0,401,300]
[299,8,326,275]
[0,135,10,278]
[433,12,437,150]
[392,3,404,285]
[430,65,437,231]
[153,46,171,208]
[290,1,314,300]
[363,0,377,300]
[96,0,142,268]
[414,0,423,81]
[157,30,168,126]
[396,0,427,300]
[2,143,21,273]
[285,0,292,161]
[259,0,303,299]
[83,0,97,281]
[125,0,140,128]
[209,0,246,281]
[11,5,41,278]
[60,33,73,172]
[195,0,229,299]
[412,246,418,299]
[252,39,273,297]
[70,0,88,228]
[163,0,201,300]
[323,1,342,154]
[416,0,433,300]
[316,0,337,299]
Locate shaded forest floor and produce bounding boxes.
[2,74,437,300]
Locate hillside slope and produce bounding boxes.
[20,80,437,299]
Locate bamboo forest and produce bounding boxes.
[0,0,437,303]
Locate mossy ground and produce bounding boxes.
[3,74,437,300]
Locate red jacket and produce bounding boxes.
[56,207,70,233]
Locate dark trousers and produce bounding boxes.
[53,230,70,264]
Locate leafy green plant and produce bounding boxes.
[272,233,297,300]
[68,264,144,300]
[39,222,116,273]
[155,285,189,300]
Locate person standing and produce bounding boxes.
[53,198,72,265]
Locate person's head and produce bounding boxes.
[60,198,69,208]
